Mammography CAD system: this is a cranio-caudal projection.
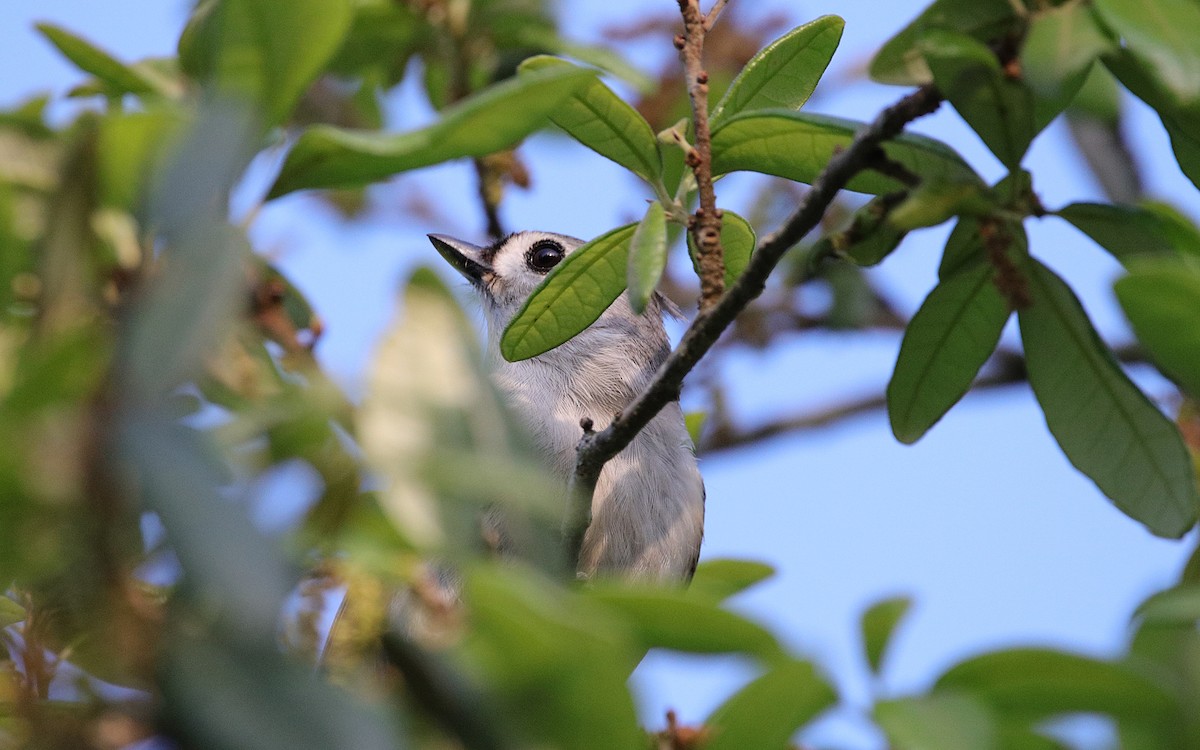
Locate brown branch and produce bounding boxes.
[564,84,944,567]
[678,0,726,312]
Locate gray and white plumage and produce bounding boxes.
[428,230,705,582]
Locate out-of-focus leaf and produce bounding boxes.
[463,567,643,750]
[36,23,170,98]
[935,648,1179,725]
[0,596,24,629]
[1136,584,1200,625]
[684,411,707,448]
[325,3,424,83]
[888,177,989,230]
[1057,202,1196,265]
[861,596,912,674]
[689,559,776,602]
[888,262,1009,444]
[1094,0,1200,105]
[1018,259,1199,538]
[1115,261,1200,396]
[711,111,980,195]
[710,16,844,127]
[269,66,596,197]
[501,223,635,362]
[1069,64,1122,122]
[518,57,662,183]
[1021,1,1113,113]
[869,0,1018,86]
[586,586,784,659]
[510,25,654,93]
[704,659,836,750]
[875,693,1000,750]
[97,110,185,210]
[686,209,756,286]
[627,202,667,314]
[178,0,353,126]
[922,31,1036,169]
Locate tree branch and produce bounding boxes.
[565,84,943,569]
[678,0,726,312]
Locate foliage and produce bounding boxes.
[2,0,1200,748]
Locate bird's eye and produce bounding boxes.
[526,240,565,273]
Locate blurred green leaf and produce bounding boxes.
[0,596,24,629]
[627,202,667,314]
[518,56,662,183]
[1069,64,1122,122]
[36,23,169,98]
[178,0,354,126]
[97,110,185,210]
[922,31,1036,169]
[501,223,636,362]
[704,658,836,750]
[710,16,844,127]
[684,410,707,448]
[869,0,1018,86]
[689,559,776,602]
[586,586,785,659]
[1094,0,1200,105]
[1021,1,1113,113]
[1057,201,1196,265]
[875,693,1000,750]
[861,596,912,674]
[1018,258,1199,538]
[711,111,980,195]
[888,262,1009,444]
[687,209,756,286]
[1136,584,1200,625]
[269,66,596,197]
[1115,261,1200,396]
[935,648,1179,725]
[888,177,989,230]
[325,3,424,84]
[511,26,655,92]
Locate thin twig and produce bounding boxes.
[678,0,726,312]
[703,0,730,30]
[565,85,943,567]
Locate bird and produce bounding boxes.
[428,231,705,582]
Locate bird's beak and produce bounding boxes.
[428,234,492,283]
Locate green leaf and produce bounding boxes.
[501,223,636,362]
[1018,259,1199,538]
[178,0,354,126]
[818,193,910,267]
[704,659,836,750]
[939,216,1028,281]
[518,56,662,183]
[888,262,1010,444]
[36,23,167,98]
[269,66,596,198]
[711,111,980,195]
[869,0,1018,86]
[509,26,655,93]
[687,210,757,286]
[1058,202,1194,265]
[1021,1,1113,112]
[586,586,784,659]
[1115,261,1200,396]
[627,202,668,314]
[689,558,776,602]
[97,110,186,210]
[861,596,913,674]
[1136,584,1200,625]
[0,596,25,629]
[684,410,707,448]
[1094,0,1200,106]
[922,31,1036,169]
[875,693,1000,750]
[934,648,1179,724]
[888,177,989,230]
[710,16,844,127]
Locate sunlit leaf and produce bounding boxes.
[627,202,667,314]
[501,223,636,362]
[1115,261,1200,396]
[869,0,1018,86]
[861,596,912,674]
[1094,0,1200,105]
[178,0,354,126]
[518,56,662,182]
[704,659,836,750]
[269,66,596,197]
[888,177,989,230]
[875,693,1000,750]
[711,111,980,195]
[687,209,756,286]
[36,23,170,98]
[1018,259,1199,538]
[888,262,1009,444]
[710,16,844,127]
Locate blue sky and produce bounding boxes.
[5,1,1199,747]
